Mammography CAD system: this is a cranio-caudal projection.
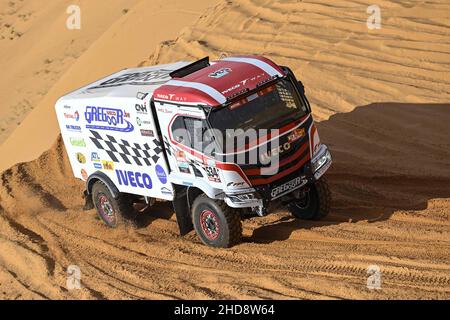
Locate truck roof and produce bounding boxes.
[57,56,285,107]
[57,61,190,102]
[153,55,285,107]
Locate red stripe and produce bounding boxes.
[232,114,310,153]
[309,123,316,158]
[216,163,251,185]
[243,142,308,176]
[249,153,310,186]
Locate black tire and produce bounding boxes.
[192,194,242,248]
[91,181,135,228]
[288,177,331,220]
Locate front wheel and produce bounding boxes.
[192,195,242,248]
[288,177,331,220]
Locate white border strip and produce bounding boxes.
[166,80,226,104]
[222,57,283,77]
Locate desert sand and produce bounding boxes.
[0,0,449,299]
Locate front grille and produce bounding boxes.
[241,138,310,186]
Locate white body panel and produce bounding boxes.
[55,62,190,201]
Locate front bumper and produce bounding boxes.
[224,144,332,209]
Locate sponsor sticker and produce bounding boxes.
[64,111,80,121]
[178,162,190,174]
[81,169,88,181]
[85,106,134,132]
[208,68,231,78]
[288,128,306,142]
[136,117,151,127]
[136,92,149,100]
[91,152,100,162]
[135,103,148,113]
[271,176,307,199]
[70,137,86,147]
[260,142,291,163]
[102,160,114,171]
[93,163,102,169]
[227,181,245,188]
[66,125,82,133]
[88,69,173,89]
[161,187,172,195]
[76,153,86,164]
[205,166,221,183]
[175,150,190,174]
[157,106,173,114]
[155,165,167,184]
[140,129,154,137]
[116,170,152,189]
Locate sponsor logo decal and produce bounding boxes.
[102,160,114,171]
[91,152,100,162]
[288,128,306,142]
[76,153,86,164]
[88,69,173,89]
[208,68,231,79]
[178,162,190,174]
[85,106,134,132]
[161,187,172,195]
[70,137,86,147]
[155,165,167,184]
[66,125,82,132]
[93,163,102,169]
[221,72,266,95]
[271,176,307,199]
[205,166,221,183]
[156,106,173,114]
[140,129,154,137]
[135,103,147,113]
[136,92,149,100]
[175,150,190,174]
[136,117,151,127]
[227,181,245,188]
[260,142,292,163]
[116,170,152,189]
[64,111,80,121]
[81,169,88,181]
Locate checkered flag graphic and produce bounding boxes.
[162,135,173,156]
[89,130,163,167]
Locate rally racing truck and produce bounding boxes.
[55,55,332,248]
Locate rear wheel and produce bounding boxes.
[288,177,331,220]
[92,181,135,228]
[192,194,242,248]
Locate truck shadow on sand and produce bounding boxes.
[248,102,450,244]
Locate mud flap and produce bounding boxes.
[172,185,193,236]
[83,190,94,211]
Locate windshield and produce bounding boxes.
[208,78,308,138]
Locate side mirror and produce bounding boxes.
[297,80,305,95]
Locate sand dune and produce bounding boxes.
[0,0,141,144]
[0,0,219,172]
[0,0,449,299]
[1,103,449,299]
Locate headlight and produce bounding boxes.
[226,193,257,204]
[312,148,331,173]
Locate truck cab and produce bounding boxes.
[151,56,332,246]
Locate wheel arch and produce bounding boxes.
[86,171,120,199]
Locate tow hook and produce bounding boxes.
[253,206,267,217]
